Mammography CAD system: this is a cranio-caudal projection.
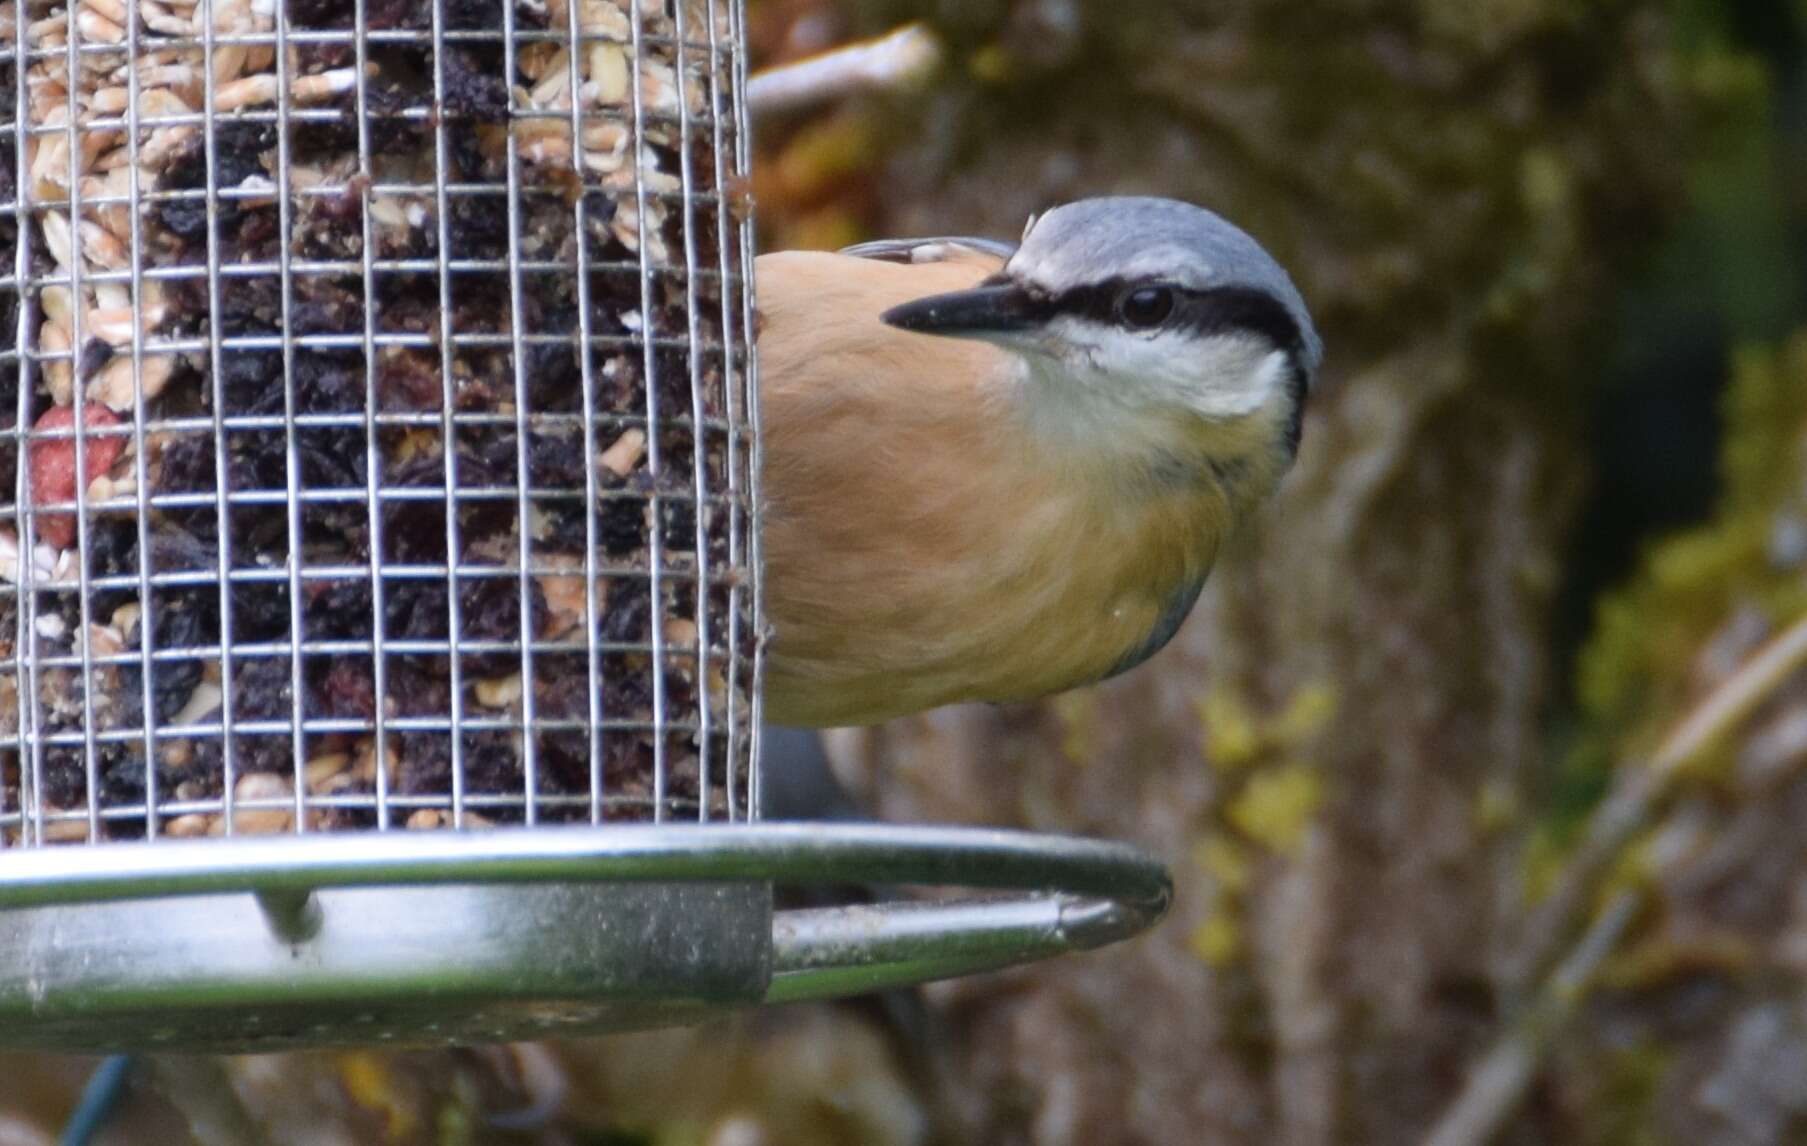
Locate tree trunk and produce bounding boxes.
[799,2,1691,1143]
[19,3,1798,1144]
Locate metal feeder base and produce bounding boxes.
[0,824,1170,1052]
[0,882,769,1052]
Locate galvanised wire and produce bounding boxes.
[0,0,760,846]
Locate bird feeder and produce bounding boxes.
[0,0,1169,1052]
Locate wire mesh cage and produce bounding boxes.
[0,0,758,840]
[0,0,1170,1053]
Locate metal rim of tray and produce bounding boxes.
[0,824,1171,1049]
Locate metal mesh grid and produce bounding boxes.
[0,0,760,846]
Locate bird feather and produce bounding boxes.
[837,235,1019,267]
[756,250,1237,727]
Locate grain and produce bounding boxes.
[2,0,752,843]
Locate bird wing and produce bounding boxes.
[837,235,1017,270]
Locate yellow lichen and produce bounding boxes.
[1052,692,1097,766]
[1199,682,1338,774]
[966,43,1013,85]
[1521,824,1570,903]
[1226,764,1323,856]
[1199,687,1264,772]
[1615,827,1663,879]
[1189,914,1242,969]
[337,1051,418,1142]
[1187,834,1254,969]
[1519,145,1572,217]
[1201,685,1334,860]
[1193,832,1252,895]
[1270,684,1339,746]
[1476,777,1520,833]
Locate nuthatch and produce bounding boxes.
[757,197,1322,728]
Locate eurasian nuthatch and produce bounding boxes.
[757,197,1322,728]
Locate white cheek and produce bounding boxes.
[1245,347,1294,407]
[1083,329,1287,420]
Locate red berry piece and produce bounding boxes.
[30,403,124,549]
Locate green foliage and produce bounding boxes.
[1188,684,1337,967]
[1577,1041,1673,1146]
[1673,32,1802,343]
[1575,332,1807,762]
[1542,0,1807,852]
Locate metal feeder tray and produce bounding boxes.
[0,0,1171,1056]
[0,822,1170,1052]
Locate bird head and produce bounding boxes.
[881,197,1322,463]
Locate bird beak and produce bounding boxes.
[881,284,1046,338]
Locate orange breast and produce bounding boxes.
[754,251,1226,728]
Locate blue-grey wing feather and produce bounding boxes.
[838,236,1019,265]
[1103,573,1207,681]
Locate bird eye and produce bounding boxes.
[1119,286,1175,329]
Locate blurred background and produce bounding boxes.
[9,0,1807,1143]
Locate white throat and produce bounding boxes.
[999,324,1293,462]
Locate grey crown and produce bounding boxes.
[1011,197,1323,381]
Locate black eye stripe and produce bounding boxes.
[1021,277,1312,454]
[1178,287,1307,357]
[987,273,1314,444]
[1024,278,1306,356]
